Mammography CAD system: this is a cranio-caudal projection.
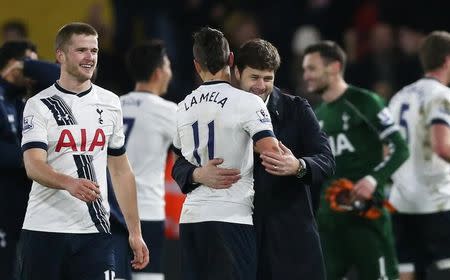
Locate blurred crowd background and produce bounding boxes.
[3,0,450,107]
[3,1,450,279]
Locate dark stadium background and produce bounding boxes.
[2,1,450,279]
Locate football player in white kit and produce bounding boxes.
[389,31,450,280]
[173,27,280,280]
[117,40,176,280]
[17,22,149,280]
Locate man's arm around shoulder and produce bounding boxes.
[172,155,241,193]
[260,96,335,184]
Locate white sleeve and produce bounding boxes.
[240,95,274,141]
[388,93,400,123]
[107,97,126,156]
[164,103,178,142]
[21,97,49,151]
[426,92,450,126]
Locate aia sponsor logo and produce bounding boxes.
[56,128,106,152]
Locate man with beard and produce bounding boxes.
[302,41,409,280]
[172,38,334,280]
[17,22,149,280]
[0,40,60,280]
[174,28,282,280]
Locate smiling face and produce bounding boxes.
[57,34,98,83]
[302,51,331,96]
[236,66,275,101]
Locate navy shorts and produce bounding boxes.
[110,218,132,280]
[393,211,450,274]
[15,229,115,280]
[180,221,256,280]
[133,220,165,275]
[0,170,31,280]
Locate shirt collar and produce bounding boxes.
[55,81,92,97]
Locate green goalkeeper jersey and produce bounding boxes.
[315,85,409,203]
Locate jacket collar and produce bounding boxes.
[267,86,283,121]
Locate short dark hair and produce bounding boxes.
[303,41,347,73]
[55,22,97,51]
[193,27,230,75]
[235,39,280,73]
[126,40,167,82]
[419,31,450,72]
[2,20,28,38]
[0,40,37,70]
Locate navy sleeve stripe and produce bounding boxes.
[22,141,48,152]
[252,130,275,142]
[431,118,450,127]
[107,146,126,156]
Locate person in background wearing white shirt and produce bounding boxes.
[116,39,176,280]
[389,30,450,280]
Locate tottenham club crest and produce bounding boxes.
[96,108,103,124]
[342,112,350,131]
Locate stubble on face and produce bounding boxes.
[62,35,98,83]
[238,66,274,102]
[310,80,329,96]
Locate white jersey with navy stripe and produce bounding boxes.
[389,78,450,213]
[21,83,125,233]
[173,81,274,225]
[120,92,177,221]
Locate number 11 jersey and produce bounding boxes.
[173,81,274,225]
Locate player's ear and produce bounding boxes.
[193,59,202,75]
[228,52,234,67]
[327,61,340,75]
[444,55,450,68]
[234,66,241,81]
[56,49,65,64]
[151,68,161,82]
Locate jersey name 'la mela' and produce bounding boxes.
[184,91,228,111]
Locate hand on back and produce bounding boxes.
[194,158,241,189]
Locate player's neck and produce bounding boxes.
[322,78,348,103]
[134,82,162,96]
[425,69,449,85]
[58,73,91,93]
[200,68,231,83]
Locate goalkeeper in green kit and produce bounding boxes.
[302,41,409,280]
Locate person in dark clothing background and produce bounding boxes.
[172,38,335,280]
[0,40,59,280]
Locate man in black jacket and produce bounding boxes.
[172,39,335,280]
[0,40,60,280]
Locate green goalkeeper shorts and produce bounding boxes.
[318,209,399,280]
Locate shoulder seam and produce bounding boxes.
[343,98,379,136]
